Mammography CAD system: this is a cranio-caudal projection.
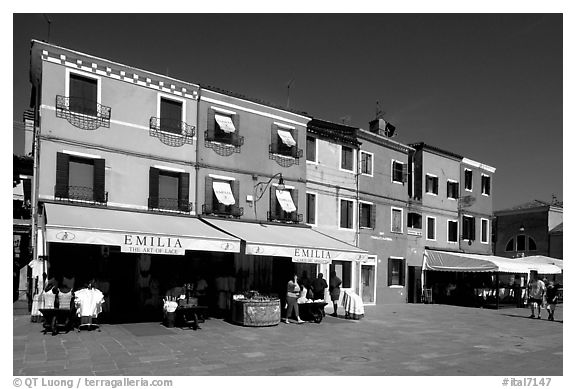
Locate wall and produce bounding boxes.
[494,209,550,258]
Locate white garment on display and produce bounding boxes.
[74,288,105,318]
[28,258,47,281]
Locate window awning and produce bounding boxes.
[202,218,369,264]
[275,189,296,212]
[424,250,562,274]
[43,203,240,255]
[214,114,236,133]
[277,129,296,147]
[212,181,236,205]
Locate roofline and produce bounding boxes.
[357,128,414,154]
[408,142,463,160]
[462,157,496,173]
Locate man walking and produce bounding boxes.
[545,280,559,321]
[527,272,546,319]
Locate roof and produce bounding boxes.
[307,118,361,146]
[408,142,463,160]
[495,200,563,214]
[550,223,563,234]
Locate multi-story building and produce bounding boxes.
[25,40,366,322]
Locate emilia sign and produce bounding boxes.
[292,248,333,264]
[121,234,184,255]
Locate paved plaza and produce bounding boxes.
[13,303,563,376]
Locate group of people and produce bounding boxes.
[284,271,342,324]
[527,272,560,321]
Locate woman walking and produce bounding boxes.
[285,274,304,324]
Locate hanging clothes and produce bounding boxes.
[74,287,105,318]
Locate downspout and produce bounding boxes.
[194,88,201,216]
[31,80,41,292]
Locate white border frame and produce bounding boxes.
[462,214,475,242]
[426,216,437,241]
[425,173,438,196]
[447,179,459,200]
[447,219,459,244]
[464,168,473,192]
[358,200,375,229]
[157,92,187,126]
[391,159,405,185]
[338,197,356,231]
[390,206,404,234]
[339,145,356,173]
[359,255,378,304]
[481,173,491,197]
[306,135,319,165]
[360,150,374,177]
[388,256,405,288]
[65,68,102,117]
[305,191,318,227]
[480,218,490,244]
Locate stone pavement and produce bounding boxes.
[13,303,562,376]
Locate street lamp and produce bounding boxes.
[252,173,285,219]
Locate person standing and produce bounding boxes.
[527,272,546,319]
[285,274,304,324]
[545,280,559,321]
[311,273,328,300]
[329,271,342,317]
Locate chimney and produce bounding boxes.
[369,118,396,138]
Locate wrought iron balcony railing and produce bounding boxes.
[54,185,108,205]
[204,130,245,157]
[149,117,195,147]
[55,95,111,130]
[269,144,303,167]
[267,210,303,224]
[202,203,243,218]
[148,197,193,213]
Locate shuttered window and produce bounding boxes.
[55,152,105,202]
[69,73,98,116]
[464,169,473,191]
[306,193,316,225]
[462,216,476,240]
[339,199,354,229]
[160,98,183,134]
[481,174,491,196]
[359,202,375,229]
[360,152,373,175]
[388,258,405,286]
[448,220,458,243]
[426,217,436,240]
[149,168,190,212]
[425,174,438,194]
[391,207,403,233]
[306,136,317,162]
[341,146,354,171]
[392,161,405,183]
[447,181,459,199]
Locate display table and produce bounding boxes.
[342,290,364,320]
[231,298,280,327]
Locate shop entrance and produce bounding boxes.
[407,266,422,303]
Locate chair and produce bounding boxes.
[423,288,433,304]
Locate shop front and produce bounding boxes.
[42,203,241,323]
[422,249,562,308]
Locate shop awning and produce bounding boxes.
[202,218,369,264]
[424,250,562,274]
[43,203,240,255]
[519,255,563,272]
[275,189,296,212]
[214,114,236,133]
[277,129,296,147]
[213,181,236,205]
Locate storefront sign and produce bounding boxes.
[121,234,184,255]
[292,248,332,264]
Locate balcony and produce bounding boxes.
[149,117,195,147]
[148,197,193,214]
[267,210,303,224]
[55,95,111,130]
[269,144,303,168]
[204,130,245,157]
[202,203,243,218]
[54,185,108,205]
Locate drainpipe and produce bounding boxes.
[194,88,201,216]
[31,82,42,290]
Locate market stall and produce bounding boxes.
[231,291,281,327]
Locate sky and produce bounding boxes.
[11,13,563,211]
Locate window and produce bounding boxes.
[360,151,373,176]
[270,186,299,222]
[330,260,352,288]
[306,193,316,225]
[388,257,405,286]
[392,160,405,183]
[359,202,375,229]
[426,216,436,240]
[528,237,537,251]
[159,97,184,134]
[55,152,106,203]
[481,174,491,196]
[425,174,438,195]
[206,107,242,148]
[407,212,422,229]
[306,136,317,163]
[273,126,298,157]
[391,207,403,233]
[448,220,458,243]
[462,216,476,241]
[481,218,489,244]
[447,180,459,199]
[149,167,190,212]
[339,199,354,229]
[340,145,354,172]
[68,72,98,116]
[203,176,242,217]
[505,238,515,252]
[464,169,473,191]
[516,234,526,251]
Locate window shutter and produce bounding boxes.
[231,179,240,207]
[434,178,438,194]
[269,187,279,219]
[204,176,213,213]
[231,113,240,145]
[400,259,406,286]
[486,177,491,194]
[148,167,160,209]
[291,128,299,158]
[178,172,190,211]
[387,259,393,286]
[370,204,376,229]
[471,217,476,241]
[55,152,70,198]
[425,176,430,193]
[206,109,215,140]
[402,164,408,183]
[291,189,298,213]
[454,183,459,198]
[270,124,279,154]
[93,158,106,203]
